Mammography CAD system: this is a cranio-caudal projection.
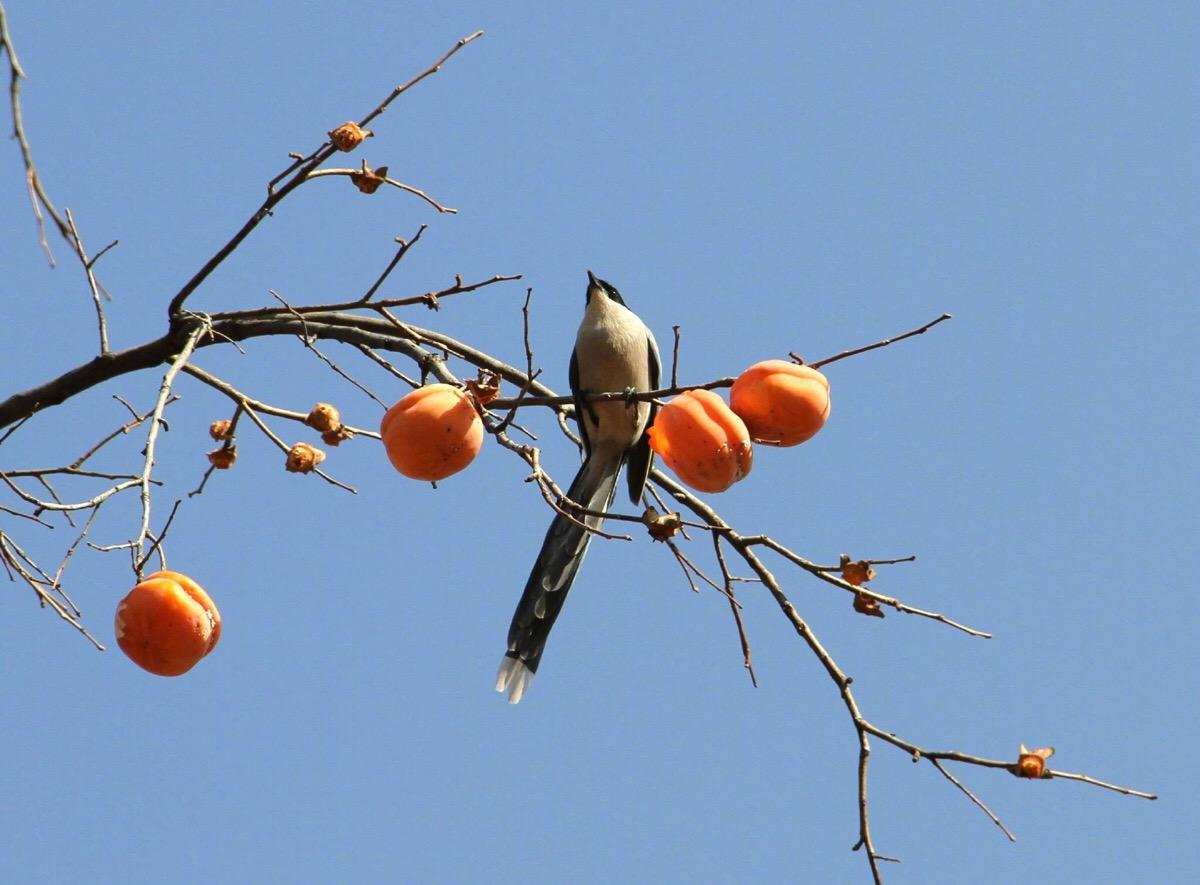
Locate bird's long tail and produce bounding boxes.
[495,448,622,703]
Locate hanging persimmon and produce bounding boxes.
[730,360,830,446]
[115,570,221,677]
[380,384,484,481]
[647,389,753,493]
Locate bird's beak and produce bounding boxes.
[586,269,598,286]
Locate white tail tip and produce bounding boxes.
[494,656,534,704]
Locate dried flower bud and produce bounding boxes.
[465,370,502,407]
[840,554,876,587]
[349,161,388,195]
[1015,744,1054,779]
[209,419,233,441]
[852,592,885,618]
[321,426,355,447]
[642,507,683,542]
[207,446,237,469]
[305,402,341,433]
[327,121,372,152]
[285,442,326,474]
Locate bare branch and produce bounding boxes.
[0,530,104,649]
[745,536,991,638]
[355,344,419,388]
[930,758,1016,842]
[1,2,72,263]
[360,225,426,303]
[1,472,144,512]
[359,30,485,131]
[132,325,204,574]
[270,291,388,408]
[713,533,757,686]
[165,30,484,318]
[64,208,111,354]
[180,363,379,440]
[136,498,182,574]
[305,168,458,213]
[670,324,681,389]
[799,314,953,370]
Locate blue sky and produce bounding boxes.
[1,2,1195,882]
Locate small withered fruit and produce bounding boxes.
[207,446,237,470]
[209,419,234,441]
[328,121,372,152]
[305,403,342,434]
[350,161,388,195]
[1016,744,1054,779]
[321,426,355,447]
[642,507,683,542]
[285,442,326,474]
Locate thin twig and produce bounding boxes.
[670,324,681,389]
[1046,769,1157,800]
[356,344,419,388]
[714,533,757,686]
[136,497,182,574]
[801,314,953,370]
[64,208,111,354]
[0,503,51,526]
[52,504,101,590]
[746,536,990,638]
[0,413,30,448]
[1,472,145,511]
[132,326,203,575]
[1,2,72,263]
[165,30,484,318]
[359,30,485,131]
[221,273,523,322]
[931,758,1016,842]
[0,531,104,649]
[70,397,174,470]
[493,288,539,435]
[180,363,379,439]
[270,291,388,407]
[360,225,426,302]
[305,168,458,213]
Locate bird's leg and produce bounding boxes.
[622,386,638,410]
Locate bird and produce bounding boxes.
[495,270,661,703]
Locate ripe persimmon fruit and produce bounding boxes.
[380,384,484,481]
[647,389,753,493]
[115,570,221,677]
[730,360,830,446]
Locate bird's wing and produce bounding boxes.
[625,329,661,503]
[568,346,592,458]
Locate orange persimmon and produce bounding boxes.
[115,570,221,677]
[380,384,484,481]
[647,389,753,493]
[730,360,830,446]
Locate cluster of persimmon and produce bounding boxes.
[204,402,355,477]
[648,360,831,493]
[374,360,831,494]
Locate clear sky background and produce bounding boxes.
[1,2,1195,882]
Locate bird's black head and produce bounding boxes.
[586,269,626,306]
